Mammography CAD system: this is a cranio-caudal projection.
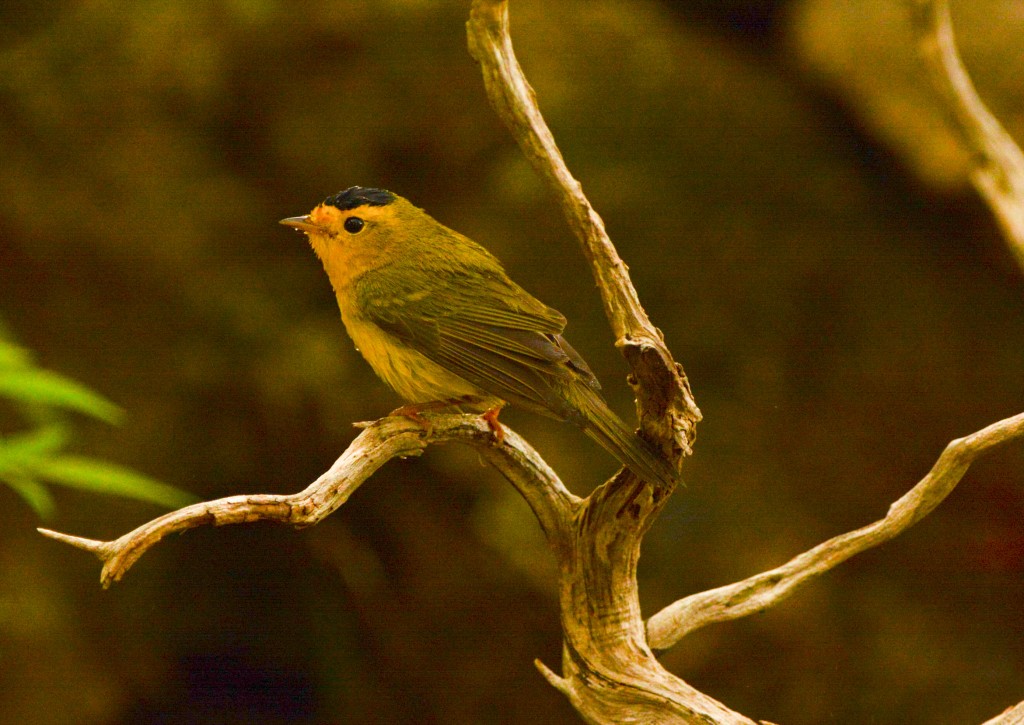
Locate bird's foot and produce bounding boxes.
[481,404,506,445]
[389,395,488,436]
[390,403,435,435]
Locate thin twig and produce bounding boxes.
[646,412,1024,649]
[40,414,578,588]
[909,0,1024,273]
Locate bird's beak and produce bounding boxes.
[279,215,324,233]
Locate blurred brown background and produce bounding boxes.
[2,0,1023,723]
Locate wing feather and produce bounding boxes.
[356,259,598,415]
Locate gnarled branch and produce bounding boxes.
[39,1,1024,723]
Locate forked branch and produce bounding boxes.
[38,1,1024,723]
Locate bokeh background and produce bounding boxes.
[2,0,1023,722]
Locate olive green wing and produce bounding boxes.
[356,266,599,419]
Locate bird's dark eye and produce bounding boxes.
[343,217,365,234]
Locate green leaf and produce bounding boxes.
[34,456,196,509]
[0,340,31,370]
[1,473,56,519]
[0,426,69,471]
[0,369,124,424]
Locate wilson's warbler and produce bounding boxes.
[281,187,674,486]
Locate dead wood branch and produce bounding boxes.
[40,415,577,588]
[909,0,1024,273]
[646,411,1024,649]
[39,1,1024,722]
[466,0,699,457]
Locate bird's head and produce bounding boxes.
[281,186,424,290]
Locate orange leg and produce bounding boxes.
[389,395,487,436]
[481,404,506,445]
[390,403,436,435]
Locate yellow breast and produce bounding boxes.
[341,313,488,405]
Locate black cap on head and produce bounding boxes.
[324,187,396,211]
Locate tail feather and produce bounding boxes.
[570,385,677,487]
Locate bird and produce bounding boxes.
[281,186,675,487]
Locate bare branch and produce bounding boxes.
[465,1,647,339]
[464,4,764,721]
[40,414,579,588]
[909,0,1024,273]
[533,658,574,699]
[466,0,699,456]
[983,700,1024,725]
[646,411,1024,650]
[42,2,1021,722]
